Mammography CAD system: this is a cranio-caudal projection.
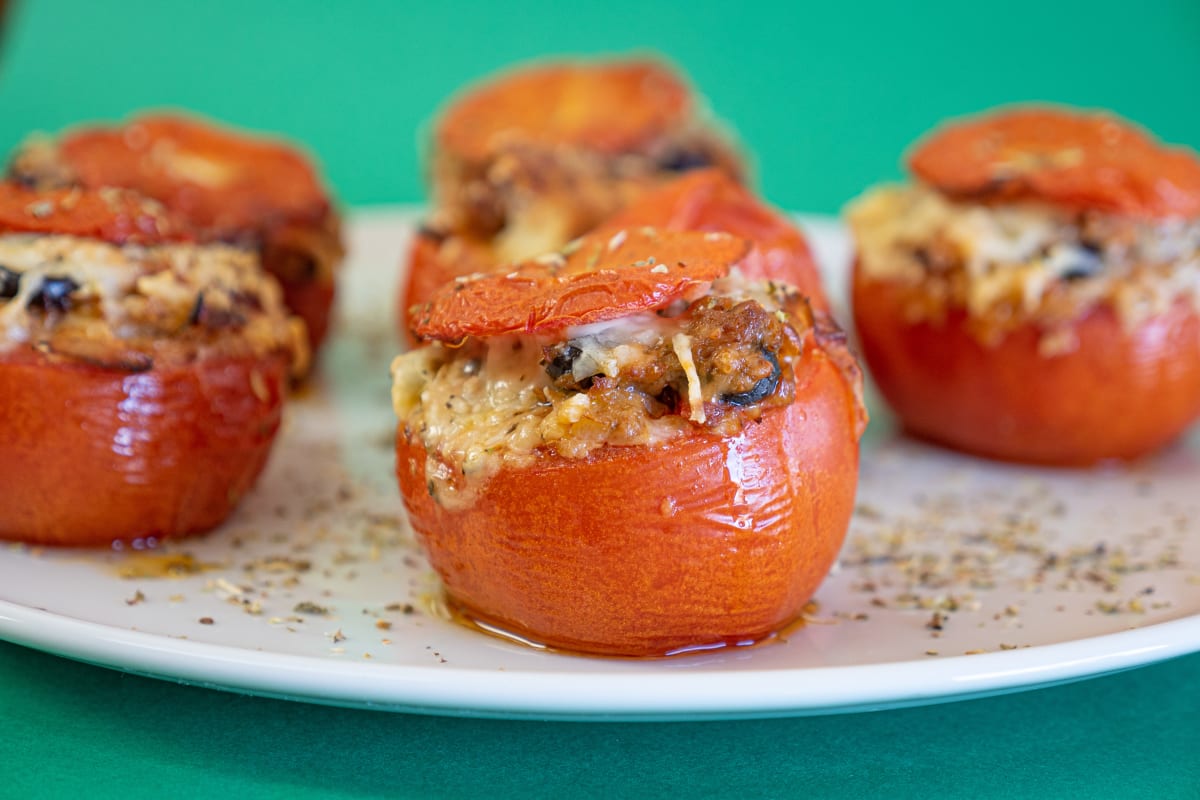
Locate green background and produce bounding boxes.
[3,1,1200,797]
[1,0,1197,215]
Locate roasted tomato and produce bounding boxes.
[0,186,305,546]
[427,57,743,265]
[910,107,1200,219]
[0,348,288,546]
[597,169,828,311]
[848,106,1200,465]
[393,228,866,656]
[398,170,827,341]
[9,114,343,359]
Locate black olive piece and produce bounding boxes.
[28,275,79,312]
[187,292,205,325]
[1061,245,1104,282]
[658,148,713,173]
[543,343,582,381]
[0,265,20,299]
[720,350,781,407]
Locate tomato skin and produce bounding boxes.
[598,169,829,311]
[55,114,341,360]
[59,114,331,236]
[852,269,1200,465]
[398,171,826,340]
[410,228,746,341]
[395,343,862,657]
[909,107,1200,219]
[0,347,287,546]
[0,184,189,245]
[398,229,494,346]
[437,60,692,162]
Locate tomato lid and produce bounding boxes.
[909,106,1200,219]
[0,183,190,245]
[59,114,331,238]
[436,59,692,162]
[410,227,747,341]
[597,169,825,307]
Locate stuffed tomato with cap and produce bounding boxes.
[10,114,343,361]
[848,107,1200,465]
[429,57,743,263]
[0,185,306,546]
[400,168,828,339]
[392,228,866,657]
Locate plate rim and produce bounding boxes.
[4,597,1199,720]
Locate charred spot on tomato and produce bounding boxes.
[720,350,781,407]
[0,265,20,299]
[28,275,79,312]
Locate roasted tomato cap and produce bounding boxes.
[436,59,692,162]
[409,228,748,341]
[597,168,828,310]
[0,183,190,245]
[58,113,332,238]
[909,106,1200,218]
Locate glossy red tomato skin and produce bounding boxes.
[908,106,1200,219]
[0,184,190,245]
[436,60,692,162]
[409,228,746,341]
[395,344,862,657]
[852,269,1200,465]
[398,171,828,341]
[0,347,288,546]
[598,169,829,311]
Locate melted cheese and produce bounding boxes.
[0,234,306,372]
[392,273,797,508]
[847,184,1200,336]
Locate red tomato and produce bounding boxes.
[0,183,190,244]
[59,114,330,235]
[596,169,829,310]
[53,114,341,357]
[909,107,1200,219]
[397,227,495,345]
[0,346,287,546]
[853,270,1200,465]
[436,60,692,162]
[409,228,747,341]
[396,324,864,656]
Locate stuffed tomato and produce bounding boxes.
[848,107,1200,465]
[393,228,866,656]
[0,185,306,546]
[400,168,828,339]
[10,114,343,360]
[428,57,743,264]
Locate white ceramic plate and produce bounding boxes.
[2,209,1199,721]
